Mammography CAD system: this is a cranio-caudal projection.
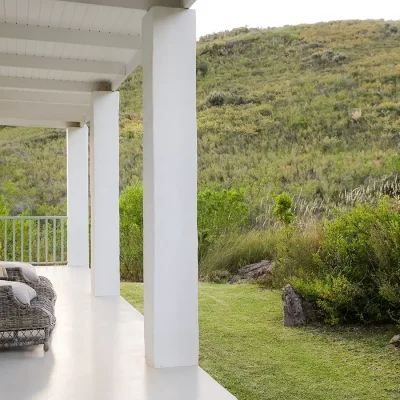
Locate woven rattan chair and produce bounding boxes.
[5,267,57,305]
[0,285,56,351]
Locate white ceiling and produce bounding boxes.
[0,0,196,128]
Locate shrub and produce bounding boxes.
[322,201,394,281]
[291,275,359,325]
[310,49,347,66]
[274,193,294,224]
[120,184,143,281]
[205,91,226,107]
[384,24,399,36]
[262,199,400,324]
[306,199,400,324]
[198,188,250,258]
[324,49,335,60]
[196,61,209,77]
[0,195,9,216]
[333,54,347,63]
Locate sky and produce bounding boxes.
[193,0,400,38]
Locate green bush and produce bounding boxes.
[291,275,359,325]
[274,193,294,224]
[198,188,250,258]
[0,195,9,216]
[196,61,209,77]
[310,49,348,66]
[120,184,143,281]
[319,199,400,323]
[205,91,226,107]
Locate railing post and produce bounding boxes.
[61,218,65,264]
[37,219,41,264]
[20,218,24,262]
[4,219,7,261]
[45,218,48,264]
[12,219,16,261]
[29,220,32,263]
[53,218,57,264]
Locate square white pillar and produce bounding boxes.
[67,125,89,268]
[143,7,199,368]
[90,91,120,297]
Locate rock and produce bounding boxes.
[282,284,315,327]
[390,335,400,349]
[238,260,273,280]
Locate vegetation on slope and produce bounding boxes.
[120,19,400,202]
[0,20,399,213]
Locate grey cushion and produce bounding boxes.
[0,265,7,278]
[0,262,40,283]
[0,281,37,304]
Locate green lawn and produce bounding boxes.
[121,283,400,400]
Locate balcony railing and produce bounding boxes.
[0,216,67,265]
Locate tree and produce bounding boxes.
[274,193,294,224]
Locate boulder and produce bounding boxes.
[238,260,273,280]
[390,335,400,349]
[282,284,315,327]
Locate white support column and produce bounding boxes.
[143,7,198,369]
[67,125,89,268]
[90,91,120,297]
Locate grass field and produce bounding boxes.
[121,283,400,400]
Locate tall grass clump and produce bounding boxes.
[199,229,282,278]
[268,221,324,288]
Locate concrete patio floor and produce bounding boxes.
[0,267,236,400]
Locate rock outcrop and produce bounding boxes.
[238,260,273,280]
[282,284,315,327]
[390,335,400,349]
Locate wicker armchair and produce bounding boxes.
[5,267,57,305]
[0,285,56,351]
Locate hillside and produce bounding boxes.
[0,19,399,214]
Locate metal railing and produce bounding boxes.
[0,216,67,265]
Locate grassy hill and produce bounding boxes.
[0,19,400,214]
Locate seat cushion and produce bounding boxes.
[0,261,40,283]
[0,265,7,278]
[0,281,37,304]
